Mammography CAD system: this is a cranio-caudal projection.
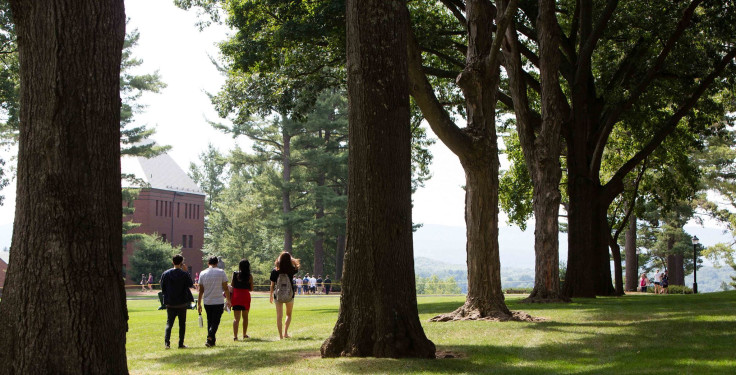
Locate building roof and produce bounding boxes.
[121,153,204,195]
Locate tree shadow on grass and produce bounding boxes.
[331,317,736,374]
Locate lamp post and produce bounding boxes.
[692,235,699,294]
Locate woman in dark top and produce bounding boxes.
[269,251,299,339]
[231,259,254,341]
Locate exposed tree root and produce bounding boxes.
[430,304,543,322]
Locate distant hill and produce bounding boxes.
[414,256,736,294]
[413,223,548,269]
[414,256,534,293]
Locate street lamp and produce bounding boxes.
[692,235,699,294]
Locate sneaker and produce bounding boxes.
[178,345,188,349]
[205,342,214,347]
[233,337,238,341]
[165,344,170,350]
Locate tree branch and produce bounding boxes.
[420,46,465,68]
[407,29,472,155]
[485,0,519,70]
[439,0,467,29]
[593,0,705,167]
[603,47,736,202]
[578,0,619,70]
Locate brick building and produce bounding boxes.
[122,153,205,284]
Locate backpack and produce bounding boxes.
[274,273,294,303]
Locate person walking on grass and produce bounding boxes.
[303,274,310,295]
[270,251,300,339]
[309,274,317,295]
[148,272,154,291]
[141,273,147,292]
[295,274,303,295]
[198,256,231,347]
[653,269,662,294]
[231,259,254,341]
[160,254,194,349]
[639,273,649,293]
[324,275,332,295]
[661,270,669,294]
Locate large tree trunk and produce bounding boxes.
[282,129,293,252]
[0,1,128,373]
[508,0,568,303]
[624,216,638,291]
[313,170,326,276]
[433,160,511,320]
[610,238,624,296]
[321,0,435,358]
[563,179,615,298]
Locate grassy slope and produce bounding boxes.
[127,292,736,374]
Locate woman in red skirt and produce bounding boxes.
[231,259,253,340]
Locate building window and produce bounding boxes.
[196,205,199,219]
[177,202,180,217]
[182,235,187,248]
[188,235,193,249]
[155,200,159,216]
[184,203,188,219]
[169,201,173,217]
[161,233,167,243]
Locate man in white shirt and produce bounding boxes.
[654,269,662,294]
[198,256,231,347]
[309,275,317,294]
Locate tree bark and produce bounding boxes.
[321,0,435,358]
[0,1,128,373]
[624,215,638,291]
[313,170,326,276]
[503,0,568,303]
[609,238,624,296]
[408,0,533,322]
[563,179,615,297]
[674,253,684,286]
[282,128,293,253]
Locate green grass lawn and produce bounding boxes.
[126,291,736,374]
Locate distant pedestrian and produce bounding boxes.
[639,273,649,293]
[270,252,300,339]
[148,273,154,291]
[309,275,317,294]
[295,275,303,295]
[160,254,194,349]
[194,272,199,289]
[316,275,323,295]
[653,269,662,294]
[198,256,231,347]
[303,274,310,295]
[231,259,253,341]
[324,275,332,295]
[141,274,147,292]
[661,270,669,294]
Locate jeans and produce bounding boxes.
[204,304,224,344]
[164,307,188,346]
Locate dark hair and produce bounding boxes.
[237,259,250,281]
[172,254,184,265]
[274,252,300,274]
[208,256,219,265]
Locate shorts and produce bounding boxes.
[640,286,647,292]
[654,282,660,285]
[232,305,246,311]
[311,286,316,293]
